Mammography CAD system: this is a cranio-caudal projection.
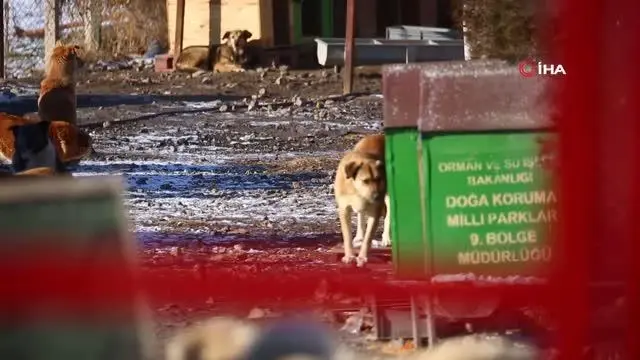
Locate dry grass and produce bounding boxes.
[452,0,539,62]
[62,0,168,60]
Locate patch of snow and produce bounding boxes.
[75,159,336,236]
[432,273,547,285]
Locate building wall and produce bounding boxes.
[167,0,271,53]
[353,0,443,38]
[356,0,377,37]
[420,0,438,26]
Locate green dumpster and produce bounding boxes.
[383,61,556,281]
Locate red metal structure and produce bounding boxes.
[551,0,639,358]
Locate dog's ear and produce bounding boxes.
[222,31,231,40]
[344,161,361,180]
[242,30,253,40]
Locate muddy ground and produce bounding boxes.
[18,64,383,99]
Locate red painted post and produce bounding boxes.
[552,0,640,358]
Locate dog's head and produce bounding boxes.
[344,155,386,202]
[10,121,62,174]
[222,29,252,56]
[47,41,85,76]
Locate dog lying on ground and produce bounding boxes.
[175,29,253,73]
[411,334,538,360]
[38,41,84,125]
[0,113,93,167]
[334,133,391,267]
[165,317,260,360]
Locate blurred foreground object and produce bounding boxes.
[0,176,154,360]
[165,317,260,360]
[243,319,346,360]
[412,335,538,360]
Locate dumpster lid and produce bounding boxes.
[383,60,553,132]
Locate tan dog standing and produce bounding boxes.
[175,29,253,73]
[334,134,391,267]
[38,41,84,126]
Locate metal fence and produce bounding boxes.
[2,0,91,79]
[2,0,167,79]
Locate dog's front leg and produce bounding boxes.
[353,211,366,246]
[357,211,381,267]
[381,194,392,247]
[339,206,356,264]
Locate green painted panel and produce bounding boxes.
[0,177,147,360]
[0,196,121,237]
[426,132,557,277]
[292,0,303,44]
[385,129,427,278]
[0,322,143,360]
[321,0,334,37]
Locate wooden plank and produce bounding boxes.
[173,0,186,59]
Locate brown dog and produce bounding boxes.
[214,29,252,73]
[38,41,84,126]
[174,45,211,72]
[0,113,92,165]
[334,134,391,267]
[175,29,253,73]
